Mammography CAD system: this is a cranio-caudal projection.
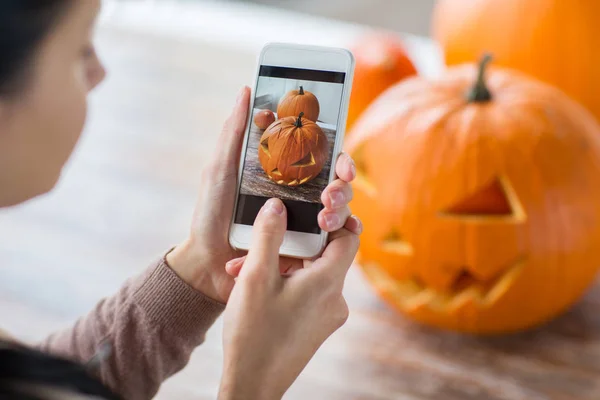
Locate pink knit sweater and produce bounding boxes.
[38,253,225,400]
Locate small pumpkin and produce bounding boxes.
[277,86,320,122]
[432,0,600,121]
[347,32,417,133]
[259,112,329,186]
[346,55,600,334]
[254,109,276,130]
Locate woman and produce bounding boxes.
[0,1,361,399]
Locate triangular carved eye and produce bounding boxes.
[444,177,511,215]
[291,152,316,167]
[260,137,271,158]
[440,176,526,221]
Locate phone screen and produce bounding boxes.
[234,65,347,234]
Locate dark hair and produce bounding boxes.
[0,0,73,96]
[0,341,121,400]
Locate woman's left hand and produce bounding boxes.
[166,86,361,304]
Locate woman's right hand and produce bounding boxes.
[218,198,360,400]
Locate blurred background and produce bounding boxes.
[222,0,436,35]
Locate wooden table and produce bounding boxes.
[0,2,599,399]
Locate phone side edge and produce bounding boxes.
[228,50,265,252]
[315,47,356,255]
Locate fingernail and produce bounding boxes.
[352,215,363,235]
[329,190,345,208]
[346,153,357,179]
[325,213,340,229]
[236,87,246,105]
[264,198,284,215]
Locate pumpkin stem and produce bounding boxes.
[299,86,305,95]
[295,112,304,128]
[467,53,493,103]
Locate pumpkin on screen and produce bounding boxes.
[432,0,600,121]
[277,86,320,122]
[346,55,600,334]
[254,109,276,130]
[259,112,329,186]
[347,32,417,132]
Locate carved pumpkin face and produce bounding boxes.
[259,112,329,186]
[277,86,320,122]
[346,58,600,334]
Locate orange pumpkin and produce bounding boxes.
[259,112,329,186]
[347,32,417,132]
[346,55,600,334]
[433,0,600,121]
[277,86,320,122]
[254,109,276,130]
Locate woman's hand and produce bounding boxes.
[218,198,359,400]
[167,87,360,303]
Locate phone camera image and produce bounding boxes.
[235,66,346,234]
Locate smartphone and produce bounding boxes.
[229,43,355,258]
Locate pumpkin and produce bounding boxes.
[346,55,600,334]
[254,109,276,130]
[347,32,418,133]
[432,0,600,121]
[277,86,320,122]
[259,112,329,186]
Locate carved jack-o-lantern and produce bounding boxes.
[346,56,600,334]
[259,112,329,186]
[277,86,320,122]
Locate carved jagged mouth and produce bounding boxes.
[268,175,313,186]
[362,259,525,314]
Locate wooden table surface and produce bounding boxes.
[1,4,600,400]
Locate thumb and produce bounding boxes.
[196,87,250,226]
[225,255,247,277]
[212,86,251,171]
[241,198,287,282]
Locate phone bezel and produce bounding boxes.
[229,42,355,259]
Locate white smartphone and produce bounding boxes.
[229,42,355,258]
